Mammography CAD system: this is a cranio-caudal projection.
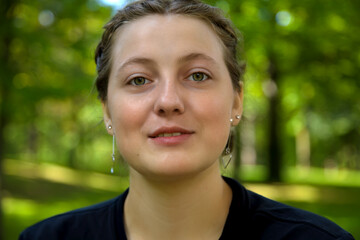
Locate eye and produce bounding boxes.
[188,72,209,82]
[129,77,150,86]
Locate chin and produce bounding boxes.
[132,156,219,183]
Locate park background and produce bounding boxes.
[0,0,359,239]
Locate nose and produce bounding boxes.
[154,79,185,116]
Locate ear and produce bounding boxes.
[232,82,244,126]
[101,101,113,135]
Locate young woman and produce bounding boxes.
[20,0,354,239]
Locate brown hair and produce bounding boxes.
[95,0,245,101]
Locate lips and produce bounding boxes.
[149,127,194,138]
[148,127,195,147]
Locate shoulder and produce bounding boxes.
[248,190,354,239]
[223,177,354,240]
[19,190,128,240]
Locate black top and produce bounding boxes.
[19,177,354,240]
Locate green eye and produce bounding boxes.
[131,77,148,86]
[190,72,208,82]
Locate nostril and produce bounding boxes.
[154,89,185,115]
[157,107,181,115]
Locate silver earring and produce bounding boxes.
[236,114,241,120]
[108,125,116,174]
[222,119,233,169]
[111,133,115,173]
[222,133,232,169]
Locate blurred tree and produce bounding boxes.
[208,0,360,181]
[0,0,358,203]
[1,0,113,172]
[0,0,19,238]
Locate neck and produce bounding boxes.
[124,163,232,240]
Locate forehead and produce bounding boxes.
[111,14,225,65]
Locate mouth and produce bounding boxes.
[154,132,183,138]
[148,127,194,139]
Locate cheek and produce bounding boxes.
[192,91,233,152]
[109,96,149,139]
[194,97,231,161]
[194,90,233,125]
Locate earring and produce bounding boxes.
[108,125,116,174]
[222,132,232,169]
[222,119,233,169]
[222,115,240,168]
[111,133,115,173]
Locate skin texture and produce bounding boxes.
[102,15,243,240]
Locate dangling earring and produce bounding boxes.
[222,118,233,169]
[222,135,232,169]
[108,125,116,174]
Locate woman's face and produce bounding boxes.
[103,14,242,181]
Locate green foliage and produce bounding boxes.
[2,0,114,171]
[210,0,360,171]
[1,0,359,182]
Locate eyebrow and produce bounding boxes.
[178,53,218,66]
[115,52,218,77]
[116,57,156,77]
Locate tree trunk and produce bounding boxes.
[266,59,282,182]
[0,0,18,239]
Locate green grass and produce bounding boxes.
[3,159,360,239]
[3,159,128,240]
